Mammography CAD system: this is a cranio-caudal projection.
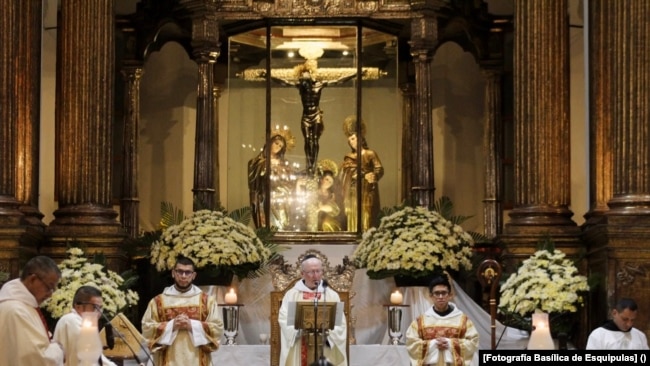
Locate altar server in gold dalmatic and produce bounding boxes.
[142,256,224,366]
[406,275,478,366]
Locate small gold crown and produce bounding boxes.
[317,159,339,178]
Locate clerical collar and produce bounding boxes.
[602,320,631,332]
[174,284,193,293]
[433,304,453,316]
[302,279,317,291]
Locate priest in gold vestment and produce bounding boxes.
[142,257,224,365]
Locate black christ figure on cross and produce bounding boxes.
[263,59,358,176]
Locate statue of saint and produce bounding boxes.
[248,127,297,230]
[339,116,384,232]
[304,159,343,232]
[266,59,358,176]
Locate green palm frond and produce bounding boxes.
[160,201,185,228]
[378,201,406,221]
[119,269,139,290]
[228,206,252,226]
[432,196,473,225]
[244,226,287,279]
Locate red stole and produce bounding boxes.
[35,307,51,339]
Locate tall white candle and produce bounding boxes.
[77,312,103,366]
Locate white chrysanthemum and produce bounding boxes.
[498,249,589,317]
[353,206,474,279]
[42,248,139,319]
[150,209,272,277]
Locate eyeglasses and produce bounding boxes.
[302,269,323,276]
[33,273,58,294]
[431,291,449,298]
[174,269,195,277]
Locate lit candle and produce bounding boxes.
[390,290,403,305]
[528,311,555,350]
[224,288,238,304]
[77,312,103,366]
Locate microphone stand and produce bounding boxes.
[94,305,155,366]
[310,281,333,366]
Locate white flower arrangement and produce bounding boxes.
[498,247,589,333]
[43,247,140,319]
[150,209,273,278]
[353,205,475,279]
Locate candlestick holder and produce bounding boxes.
[221,304,243,345]
[383,304,410,345]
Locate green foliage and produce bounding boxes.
[228,206,252,226]
[160,201,186,229]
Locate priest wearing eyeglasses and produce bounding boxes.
[141,256,224,365]
[278,255,347,366]
[0,256,65,366]
[405,274,479,366]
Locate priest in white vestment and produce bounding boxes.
[406,275,478,366]
[53,285,118,366]
[0,256,65,366]
[586,298,649,349]
[279,256,347,366]
[142,257,224,365]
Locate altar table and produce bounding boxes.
[123,345,410,366]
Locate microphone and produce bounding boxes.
[310,279,333,366]
[104,322,115,350]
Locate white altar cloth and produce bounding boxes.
[125,345,410,366]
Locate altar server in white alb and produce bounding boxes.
[278,255,347,366]
[142,256,224,365]
[52,285,118,366]
[406,275,479,366]
[0,256,65,366]
[586,298,649,349]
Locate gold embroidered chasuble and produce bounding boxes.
[142,285,223,366]
[405,304,478,366]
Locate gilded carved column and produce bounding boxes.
[192,50,219,211]
[213,83,222,207]
[0,0,22,221]
[47,0,124,260]
[583,1,650,340]
[606,1,650,213]
[504,0,576,232]
[185,3,220,211]
[584,0,613,224]
[15,0,45,227]
[400,83,415,203]
[0,0,40,276]
[120,66,144,238]
[409,16,437,208]
[481,68,503,239]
